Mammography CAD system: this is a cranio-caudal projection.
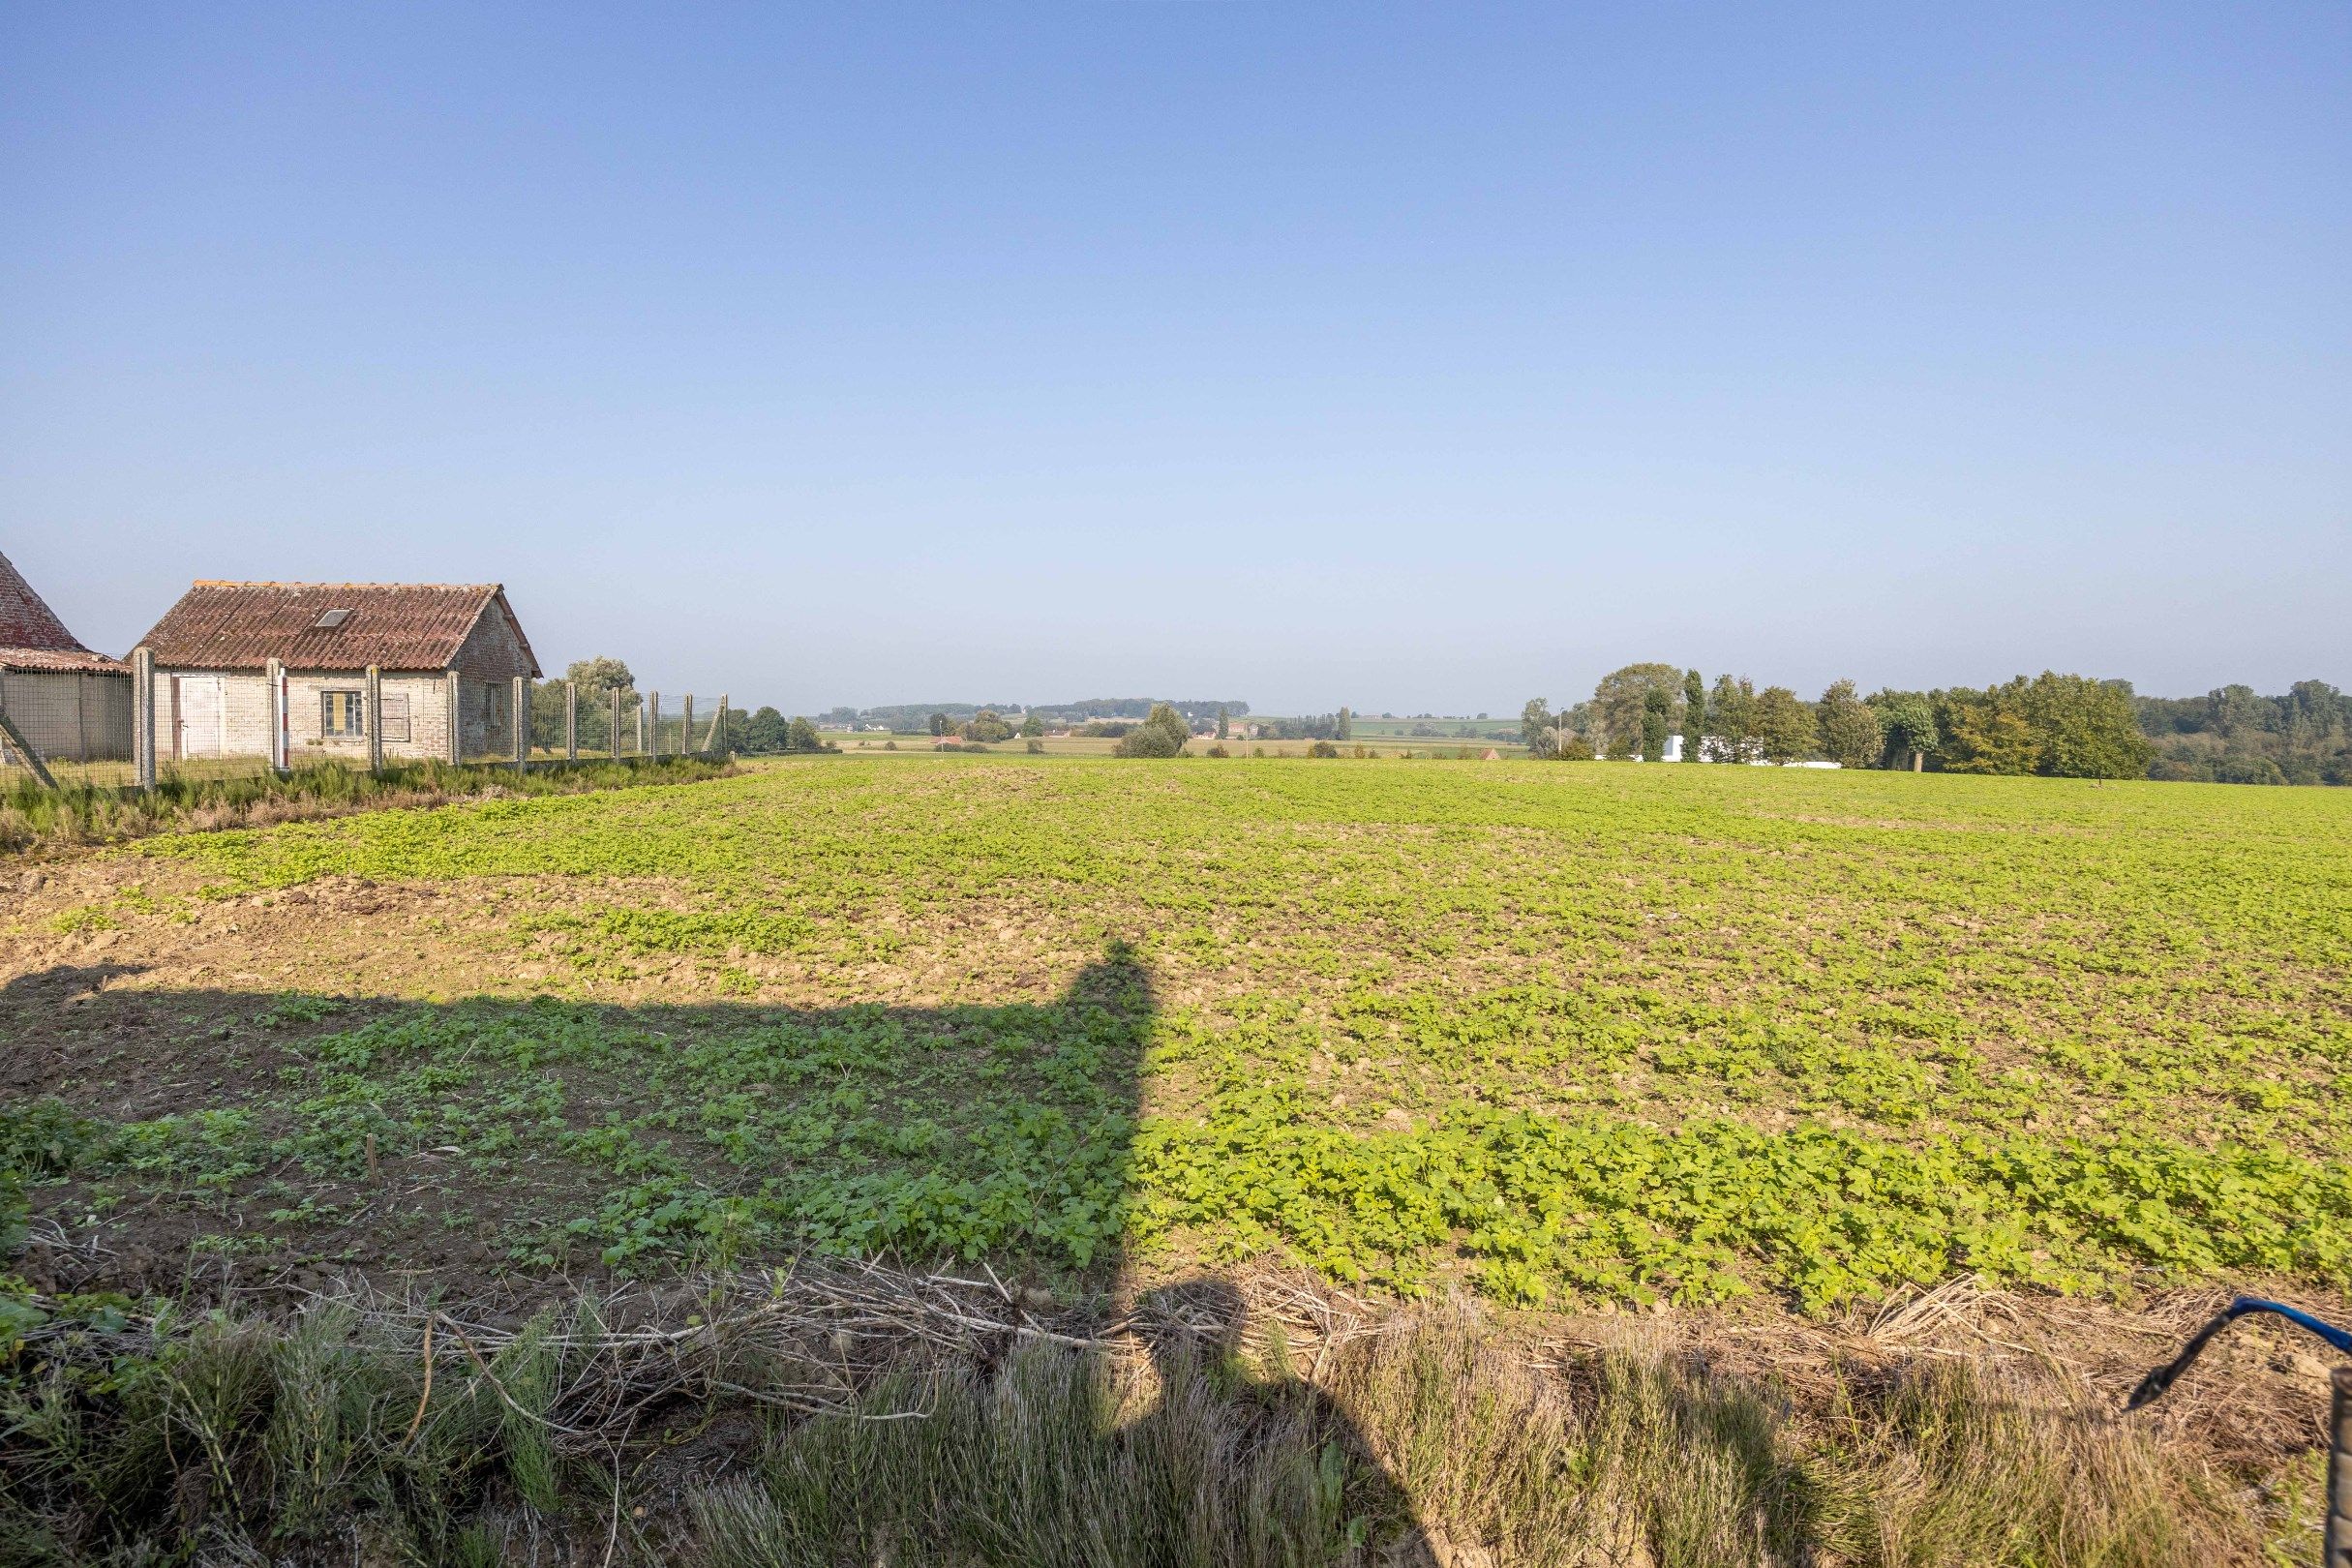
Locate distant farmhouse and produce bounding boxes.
[0,549,131,763]
[134,581,540,764]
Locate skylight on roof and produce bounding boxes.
[314,608,353,630]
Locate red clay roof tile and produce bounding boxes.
[133,581,540,676]
[0,550,128,674]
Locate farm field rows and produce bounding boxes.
[6,756,2350,1313]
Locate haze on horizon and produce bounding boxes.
[4,5,2345,717]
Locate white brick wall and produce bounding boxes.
[160,668,456,763]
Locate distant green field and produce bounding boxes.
[13,756,2337,1314]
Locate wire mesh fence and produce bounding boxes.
[529,680,647,760]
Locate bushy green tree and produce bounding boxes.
[785,715,829,752]
[1640,687,1672,762]
[1335,708,1353,740]
[1113,703,1191,758]
[1872,692,1940,770]
[530,655,638,749]
[1681,670,1705,760]
[1593,663,1684,759]
[1216,707,1230,741]
[1520,698,1555,757]
[962,709,1015,743]
[1754,686,1816,764]
[1816,680,1883,769]
[1020,710,1046,739]
[739,706,789,753]
[928,712,950,737]
[2019,673,2152,779]
[1707,675,1759,762]
[1938,687,2039,774]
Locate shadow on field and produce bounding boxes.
[0,950,1453,1563]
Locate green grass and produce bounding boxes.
[11,757,2336,1311]
[0,754,733,852]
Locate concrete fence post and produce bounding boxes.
[512,676,529,770]
[266,657,287,772]
[611,686,623,760]
[132,647,157,790]
[446,671,463,765]
[564,681,578,761]
[682,694,695,756]
[715,693,727,753]
[365,665,384,772]
[648,691,661,759]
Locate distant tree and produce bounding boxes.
[2136,678,2352,785]
[785,715,828,753]
[1019,710,1045,739]
[1335,707,1353,740]
[1520,698,1555,757]
[1025,738,1045,754]
[1754,686,1816,764]
[1816,680,1884,769]
[928,711,950,737]
[530,655,638,749]
[1872,692,1940,771]
[565,656,635,695]
[1937,688,2039,775]
[1114,703,1191,758]
[1640,687,1672,762]
[1681,670,1706,760]
[1307,739,1341,758]
[2019,673,2152,779]
[1707,675,1760,762]
[1216,707,1230,740]
[739,706,789,753]
[962,709,1015,743]
[1592,663,1683,759]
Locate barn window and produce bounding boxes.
[378,692,411,742]
[321,690,365,738]
[314,608,353,629]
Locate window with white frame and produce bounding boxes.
[320,689,365,739]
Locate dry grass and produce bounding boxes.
[0,1263,2277,1566]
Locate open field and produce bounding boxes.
[9,757,2349,1303]
[5,756,2349,1559]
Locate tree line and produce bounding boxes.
[1252,709,1353,741]
[852,698,1248,731]
[1522,664,2158,778]
[2135,683,2352,786]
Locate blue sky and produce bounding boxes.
[5,5,2345,714]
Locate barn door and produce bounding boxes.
[176,675,225,758]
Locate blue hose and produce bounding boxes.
[2126,1296,2352,1411]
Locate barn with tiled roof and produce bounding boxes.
[132,580,539,765]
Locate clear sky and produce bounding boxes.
[5,5,2345,715]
